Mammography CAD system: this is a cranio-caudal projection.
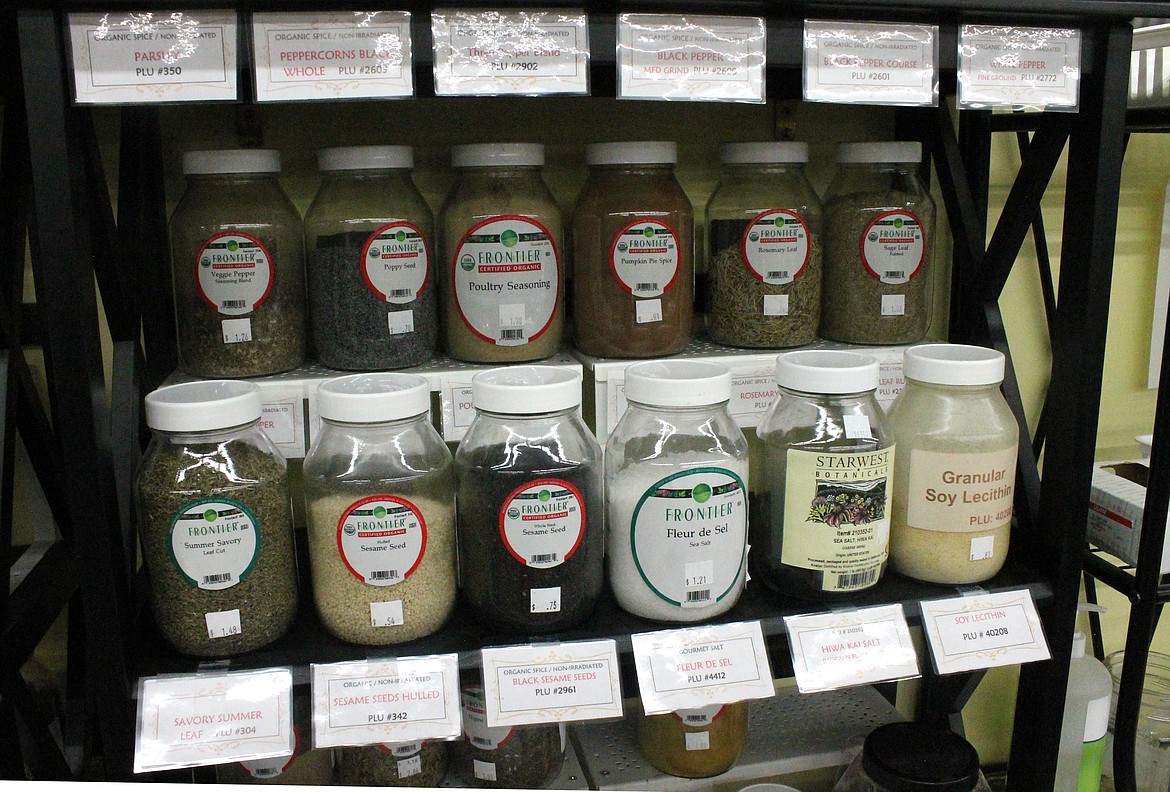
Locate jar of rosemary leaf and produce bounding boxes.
[304,145,437,371]
[706,142,822,348]
[451,685,564,789]
[821,142,935,345]
[169,149,306,377]
[336,740,448,787]
[439,143,564,363]
[136,380,298,656]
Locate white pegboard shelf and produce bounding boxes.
[1130,21,1170,108]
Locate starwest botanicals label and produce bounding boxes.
[169,498,261,590]
[337,496,427,585]
[462,688,513,750]
[905,447,1016,532]
[673,703,726,727]
[196,232,274,315]
[631,468,747,607]
[781,448,894,592]
[861,211,926,285]
[742,210,811,285]
[499,479,585,569]
[362,222,430,304]
[453,215,559,346]
[610,220,681,298]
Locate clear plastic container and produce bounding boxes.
[706,142,823,348]
[637,701,749,778]
[606,360,750,621]
[136,380,297,656]
[335,739,448,786]
[455,366,603,632]
[1105,650,1170,791]
[215,696,333,785]
[834,723,991,792]
[304,146,437,370]
[302,373,456,645]
[451,685,565,789]
[168,149,306,377]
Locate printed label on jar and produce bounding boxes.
[195,232,274,315]
[361,222,430,304]
[741,210,810,285]
[630,468,747,607]
[672,703,726,727]
[239,725,299,778]
[452,215,559,346]
[861,211,926,285]
[781,447,894,592]
[378,740,423,758]
[337,495,427,586]
[610,219,681,298]
[168,497,261,590]
[499,479,585,568]
[905,447,1016,533]
[462,687,514,750]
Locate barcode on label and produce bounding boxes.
[836,568,879,590]
[499,328,525,341]
[369,570,399,581]
[885,271,905,279]
[221,299,246,309]
[530,553,558,564]
[685,590,711,603]
[203,573,233,585]
[635,282,658,291]
[389,288,412,298]
[767,271,788,279]
[472,737,493,747]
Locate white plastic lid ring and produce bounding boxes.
[624,360,732,407]
[318,145,413,172]
[720,142,809,164]
[317,373,431,423]
[903,343,1006,386]
[835,141,922,164]
[145,380,262,433]
[183,149,281,175]
[452,143,544,168]
[586,141,677,166]
[471,366,582,414]
[775,350,879,394]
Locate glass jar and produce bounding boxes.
[1105,651,1170,791]
[439,143,564,363]
[706,142,823,349]
[753,350,893,600]
[606,361,750,622]
[637,701,749,778]
[136,380,297,656]
[821,142,935,345]
[302,373,457,645]
[451,685,564,789]
[335,740,448,786]
[834,723,991,792]
[304,146,437,371]
[215,696,333,785]
[886,344,1017,584]
[168,149,306,377]
[455,366,603,632]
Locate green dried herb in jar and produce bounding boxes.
[451,686,564,789]
[336,740,448,786]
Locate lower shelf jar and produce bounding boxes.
[451,686,565,788]
[215,698,333,785]
[335,740,448,786]
[638,701,748,778]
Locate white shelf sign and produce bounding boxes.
[785,604,920,693]
[432,8,590,95]
[920,590,1051,675]
[68,10,238,104]
[251,11,413,101]
[481,639,623,727]
[631,621,775,714]
[958,26,1081,111]
[310,654,461,748]
[803,20,938,107]
[618,14,766,103]
[134,668,292,773]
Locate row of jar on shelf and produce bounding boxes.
[136,342,1015,659]
[171,139,935,379]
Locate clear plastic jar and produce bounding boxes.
[168,149,306,377]
[215,696,333,785]
[886,344,1017,584]
[637,701,749,778]
[821,142,935,345]
[834,723,991,792]
[302,373,457,645]
[706,142,823,349]
[336,739,448,787]
[753,351,893,600]
[455,366,603,632]
[136,380,297,656]
[573,141,694,358]
[304,146,437,371]
[451,685,564,789]
[606,361,750,621]
[1105,650,1170,790]
[439,144,564,363]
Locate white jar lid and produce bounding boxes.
[904,343,1006,386]
[317,373,430,423]
[720,141,808,165]
[317,145,413,172]
[145,380,262,432]
[452,143,544,168]
[183,149,281,175]
[471,366,581,414]
[835,141,922,164]
[775,350,879,394]
[586,141,677,166]
[624,360,732,407]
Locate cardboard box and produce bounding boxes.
[1087,459,1170,574]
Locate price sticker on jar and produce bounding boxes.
[919,590,1050,674]
[480,639,623,727]
[784,604,919,693]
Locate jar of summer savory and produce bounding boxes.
[887,344,1018,584]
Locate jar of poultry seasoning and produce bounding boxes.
[136,380,298,657]
[169,149,306,377]
[606,361,749,622]
[439,144,564,363]
[886,344,1018,584]
[706,142,822,348]
[638,701,749,778]
[302,373,457,645]
[304,146,437,371]
[573,141,694,358]
[753,350,893,601]
[455,366,603,633]
[821,142,935,345]
[451,685,564,789]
